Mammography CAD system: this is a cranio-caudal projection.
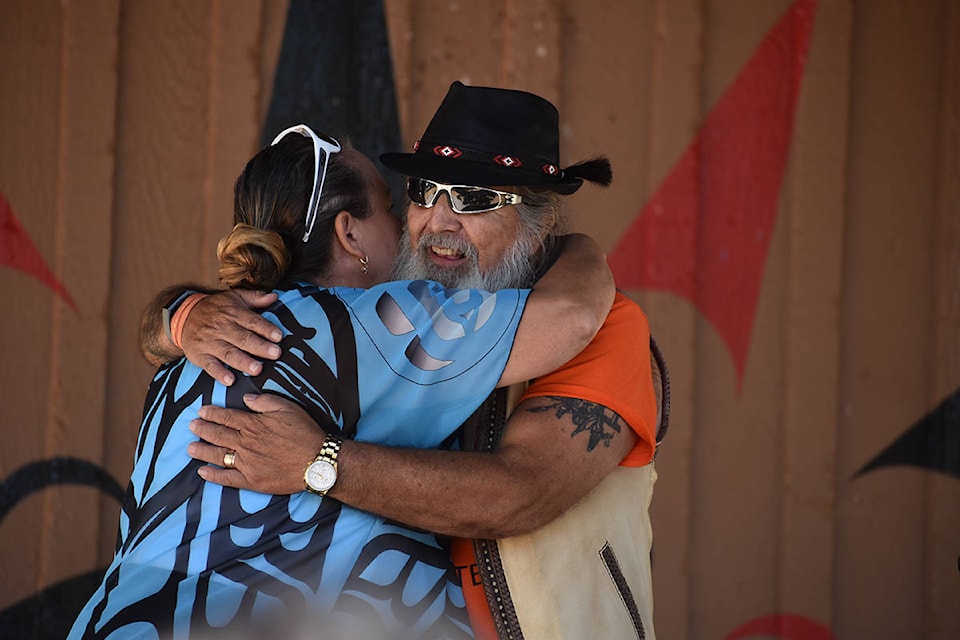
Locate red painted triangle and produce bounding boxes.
[0,190,77,312]
[724,613,835,640]
[609,0,816,388]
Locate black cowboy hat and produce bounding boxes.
[380,81,585,194]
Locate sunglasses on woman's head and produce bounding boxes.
[271,125,341,242]
[406,177,523,214]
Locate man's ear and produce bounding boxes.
[333,210,367,260]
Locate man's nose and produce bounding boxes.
[424,193,461,232]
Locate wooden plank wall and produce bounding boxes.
[0,0,121,611]
[1,0,958,638]
[0,0,289,616]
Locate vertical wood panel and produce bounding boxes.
[640,1,704,638]
[202,0,271,283]
[562,0,656,250]
[933,0,960,400]
[0,0,63,610]
[403,1,505,143]
[42,0,121,581]
[689,1,793,635]
[500,0,563,106]
[384,0,414,142]
[837,1,942,636]
[257,0,290,133]
[928,2,960,637]
[778,0,851,625]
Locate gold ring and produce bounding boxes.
[223,451,237,469]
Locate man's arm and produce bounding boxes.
[187,289,655,537]
[145,233,613,389]
[498,233,613,386]
[138,285,282,385]
[139,284,209,367]
[340,395,637,538]
[189,392,637,538]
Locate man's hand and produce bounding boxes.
[181,290,283,386]
[188,393,327,494]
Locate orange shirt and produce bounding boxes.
[453,293,658,638]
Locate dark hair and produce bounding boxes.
[216,133,372,289]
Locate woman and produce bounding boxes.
[68,125,612,639]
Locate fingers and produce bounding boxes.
[196,465,252,490]
[236,289,279,310]
[228,314,284,356]
[188,440,236,467]
[241,393,305,415]
[193,294,282,359]
[195,397,304,439]
[190,341,265,381]
[189,416,242,450]
[188,425,253,490]
[221,289,283,349]
[195,354,240,387]
[192,398,322,496]
[179,291,284,386]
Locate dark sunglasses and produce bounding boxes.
[270,124,341,242]
[407,177,522,214]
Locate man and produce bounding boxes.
[148,82,668,639]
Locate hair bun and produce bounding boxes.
[216,223,290,289]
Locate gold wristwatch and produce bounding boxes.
[304,435,342,496]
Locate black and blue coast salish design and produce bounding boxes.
[69,280,528,639]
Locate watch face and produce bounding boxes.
[306,459,336,493]
[307,460,337,492]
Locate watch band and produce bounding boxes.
[317,435,342,464]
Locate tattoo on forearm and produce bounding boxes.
[526,397,622,452]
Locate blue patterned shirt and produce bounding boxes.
[69,280,528,639]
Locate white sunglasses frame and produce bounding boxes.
[270,124,342,242]
[407,177,523,214]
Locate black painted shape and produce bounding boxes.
[856,387,960,480]
[0,457,122,638]
[0,456,124,523]
[0,569,105,640]
[263,0,405,205]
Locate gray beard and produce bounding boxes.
[391,227,538,291]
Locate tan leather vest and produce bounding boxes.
[467,337,669,640]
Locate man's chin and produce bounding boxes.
[429,268,484,290]
[392,239,535,290]
[392,260,477,289]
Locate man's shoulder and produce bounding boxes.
[606,291,651,331]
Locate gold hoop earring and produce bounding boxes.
[360,255,369,274]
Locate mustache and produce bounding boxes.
[416,232,479,260]
[390,228,481,288]
[390,227,538,291]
